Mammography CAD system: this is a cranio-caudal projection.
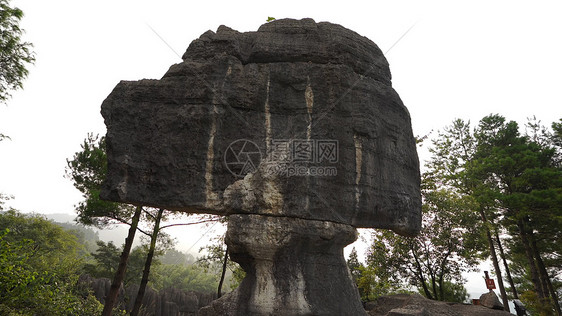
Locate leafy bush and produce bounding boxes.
[0,211,103,315]
[152,264,219,293]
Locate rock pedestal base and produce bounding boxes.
[199,214,366,316]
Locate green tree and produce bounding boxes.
[0,211,103,315]
[367,173,481,303]
[0,229,39,313]
[126,245,164,286]
[551,119,562,152]
[160,248,195,265]
[467,115,562,314]
[66,133,143,315]
[0,209,82,270]
[65,134,136,227]
[151,264,219,293]
[346,247,363,285]
[82,240,165,288]
[424,114,562,313]
[67,133,217,314]
[0,193,13,211]
[346,247,397,301]
[360,229,409,301]
[55,221,100,255]
[131,208,164,316]
[198,232,245,292]
[83,240,121,279]
[417,280,468,303]
[426,117,512,309]
[131,209,215,315]
[0,0,35,103]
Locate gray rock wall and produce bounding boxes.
[77,275,216,315]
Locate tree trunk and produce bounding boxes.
[531,234,561,315]
[494,230,518,300]
[217,247,229,298]
[430,273,438,300]
[419,278,432,300]
[411,245,433,300]
[438,273,444,301]
[102,205,143,316]
[438,251,451,301]
[517,218,545,299]
[534,242,551,303]
[428,258,438,300]
[479,210,510,312]
[540,262,562,316]
[486,228,510,311]
[131,208,164,316]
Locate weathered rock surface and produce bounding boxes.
[479,291,504,310]
[77,275,216,315]
[199,214,365,316]
[101,18,422,315]
[100,18,421,235]
[77,275,124,306]
[367,294,512,316]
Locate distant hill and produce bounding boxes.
[45,213,131,247]
[45,213,76,223]
[43,213,204,259]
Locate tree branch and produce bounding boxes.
[135,227,152,237]
[160,219,220,230]
[143,209,156,220]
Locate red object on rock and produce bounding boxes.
[486,278,496,290]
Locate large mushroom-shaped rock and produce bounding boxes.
[100,18,421,315]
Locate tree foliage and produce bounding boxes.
[65,133,135,227]
[151,264,219,293]
[346,246,403,301]
[0,210,102,315]
[67,133,215,314]
[0,209,83,270]
[55,221,100,255]
[457,115,561,310]
[0,0,35,103]
[367,184,478,303]
[198,232,245,291]
[363,114,561,312]
[0,208,222,315]
[361,160,482,303]
[0,193,13,211]
[66,133,147,315]
[160,248,195,265]
[83,239,171,289]
[346,247,362,285]
[83,240,121,279]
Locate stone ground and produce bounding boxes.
[366,294,512,316]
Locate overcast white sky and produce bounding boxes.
[1,0,561,302]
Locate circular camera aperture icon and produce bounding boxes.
[224,139,262,177]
